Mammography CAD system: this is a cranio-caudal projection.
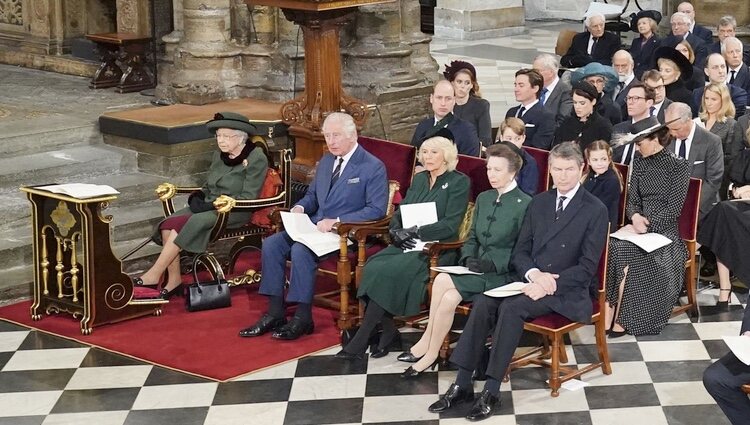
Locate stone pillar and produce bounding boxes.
[116,0,151,36]
[694,0,750,26]
[162,0,243,104]
[434,0,524,40]
[23,0,65,54]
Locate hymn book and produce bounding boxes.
[280,212,350,257]
[484,282,528,298]
[399,202,438,252]
[610,228,672,253]
[430,266,483,275]
[36,183,120,199]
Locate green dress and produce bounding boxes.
[156,147,267,253]
[452,186,531,300]
[357,170,470,316]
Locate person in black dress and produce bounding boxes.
[581,140,623,229]
[629,10,662,79]
[443,60,492,148]
[554,81,613,151]
[675,40,707,91]
[655,46,694,105]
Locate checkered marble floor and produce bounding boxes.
[0,286,745,425]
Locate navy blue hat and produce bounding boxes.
[630,10,662,32]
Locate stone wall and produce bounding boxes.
[525,0,662,21]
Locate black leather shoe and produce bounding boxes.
[700,261,717,277]
[370,332,402,358]
[159,285,183,300]
[400,360,438,379]
[428,383,474,413]
[396,351,422,363]
[272,317,314,340]
[239,314,287,338]
[466,389,499,421]
[334,350,364,361]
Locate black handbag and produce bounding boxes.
[185,277,231,312]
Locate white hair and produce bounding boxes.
[722,36,744,55]
[323,112,357,138]
[584,13,605,28]
[533,53,560,72]
[671,11,692,24]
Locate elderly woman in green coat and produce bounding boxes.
[397,143,531,377]
[336,136,470,360]
[135,112,268,299]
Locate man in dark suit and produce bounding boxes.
[676,2,713,45]
[411,80,481,157]
[663,11,708,67]
[612,83,656,165]
[711,18,750,66]
[642,70,674,124]
[703,303,750,425]
[428,142,609,421]
[690,53,748,118]
[560,13,620,68]
[724,37,750,94]
[665,102,725,218]
[502,68,556,150]
[239,112,388,340]
[612,50,639,119]
[533,53,573,128]
[731,113,750,161]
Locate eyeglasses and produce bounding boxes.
[626,96,647,102]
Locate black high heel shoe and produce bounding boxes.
[133,277,159,287]
[396,351,422,363]
[400,359,438,379]
[716,287,733,306]
[159,285,183,300]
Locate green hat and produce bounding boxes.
[206,112,259,135]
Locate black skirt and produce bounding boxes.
[697,201,750,285]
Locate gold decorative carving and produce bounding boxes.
[46,303,83,319]
[0,0,22,25]
[229,269,262,286]
[155,183,176,201]
[40,225,52,295]
[69,231,81,303]
[104,282,130,310]
[54,236,63,298]
[50,201,76,237]
[97,201,113,224]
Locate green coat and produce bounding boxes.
[357,170,470,316]
[452,186,531,300]
[157,147,267,253]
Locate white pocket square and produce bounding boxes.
[347,177,360,184]
[524,123,536,128]
[693,160,705,165]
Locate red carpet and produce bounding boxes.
[0,284,341,382]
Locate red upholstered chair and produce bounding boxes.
[507,236,611,397]
[672,177,702,317]
[613,162,629,228]
[522,146,550,194]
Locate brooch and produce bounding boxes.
[242,159,248,168]
[517,198,522,203]
[441,182,449,189]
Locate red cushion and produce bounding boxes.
[133,286,162,299]
[359,137,416,200]
[456,154,491,202]
[527,299,600,329]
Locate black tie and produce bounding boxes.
[330,157,343,189]
[730,70,736,85]
[678,139,687,159]
[649,106,655,116]
[516,106,526,118]
[623,145,632,166]
[591,37,599,54]
[555,196,567,220]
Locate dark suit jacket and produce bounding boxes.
[661,34,709,67]
[411,116,481,157]
[667,125,724,217]
[544,79,573,128]
[296,144,388,224]
[630,35,661,79]
[611,120,639,165]
[729,63,750,94]
[691,24,714,46]
[731,114,750,161]
[690,84,748,119]
[613,77,638,117]
[709,41,750,66]
[655,98,673,124]
[505,102,556,150]
[511,187,609,323]
[560,31,621,68]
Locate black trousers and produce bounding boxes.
[703,351,750,425]
[450,294,556,381]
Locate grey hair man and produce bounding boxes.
[532,53,573,128]
[561,12,620,68]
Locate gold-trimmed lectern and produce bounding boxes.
[21,186,167,335]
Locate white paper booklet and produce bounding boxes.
[723,336,750,366]
[430,266,483,275]
[36,183,120,199]
[399,202,438,252]
[281,212,350,257]
[610,228,672,253]
[484,281,528,298]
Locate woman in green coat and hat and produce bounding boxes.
[135,112,268,299]
[336,136,470,361]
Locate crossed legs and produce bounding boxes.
[140,229,183,291]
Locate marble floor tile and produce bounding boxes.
[511,387,589,415]
[573,341,643,364]
[50,388,140,414]
[580,361,653,386]
[0,369,75,392]
[653,381,716,406]
[294,355,368,378]
[17,332,85,351]
[233,359,298,381]
[638,341,710,362]
[691,321,743,341]
[79,348,144,368]
[645,360,714,383]
[131,383,218,410]
[212,379,292,405]
[635,323,701,342]
[662,404,731,425]
[204,402,288,425]
[440,416,516,425]
[41,410,128,425]
[0,331,29,353]
[589,406,668,425]
[3,348,89,371]
[584,383,660,410]
[365,372,438,397]
[142,366,211,386]
[65,365,152,390]
[289,374,367,401]
[516,411,593,425]
[123,407,208,425]
[360,394,439,423]
[0,391,62,417]
[284,398,364,425]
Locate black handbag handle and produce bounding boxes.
[192,269,226,294]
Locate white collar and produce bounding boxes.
[498,180,518,198]
[557,182,581,201]
[520,99,539,109]
[545,77,560,95]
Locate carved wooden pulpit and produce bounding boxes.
[246,0,394,181]
[21,187,167,335]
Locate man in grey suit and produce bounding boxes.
[532,53,573,128]
[612,50,639,119]
[428,142,609,421]
[665,102,724,218]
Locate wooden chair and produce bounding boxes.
[522,146,550,194]
[672,177,702,317]
[555,29,578,57]
[613,162,629,228]
[305,137,416,330]
[155,137,292,285]
[507,237,611,397]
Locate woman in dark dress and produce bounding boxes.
[629,10,662,79]
[675,40,707,91]
[554,81,613,151]
[655,46,694,105]
[137,112,267,298]
[572,62,622,125]
[336,136,470,360]
[497,117,539,195]
[444,60,492,148]
[581,140,623,229]
[605,122,690,337]
[397,144,531,377]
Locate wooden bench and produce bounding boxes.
[85,32,154,93]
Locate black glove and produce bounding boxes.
[188,190,214,213]
[390,225,419,250]
[466,258,497,274]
